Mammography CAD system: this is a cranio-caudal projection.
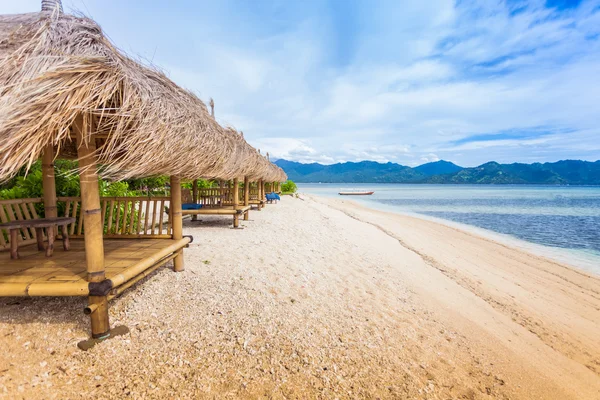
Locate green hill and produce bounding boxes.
[274,159,600,185]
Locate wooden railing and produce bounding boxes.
[58,196,171,238]
[197,188,231,207]
[103,196,171,238]
[249,185,260,201]
[0,196,172,250]
[0,198,44,251]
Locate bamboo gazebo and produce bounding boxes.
[183,111,287,226]
[0,2,284,348]
[184,162,286,227]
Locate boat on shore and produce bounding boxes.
[338,190,374,195]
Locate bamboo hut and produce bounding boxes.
[183,109,287,225]
[0,2,273,349]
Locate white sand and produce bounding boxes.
[1,195,599,399]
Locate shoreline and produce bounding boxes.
[1,195,599,398]
[311,193,599,282]
[312,194,600,372]
[325,193,600,275]
[298,185,600,275]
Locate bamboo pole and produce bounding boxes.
[243,176,249,220]
[108,253,178,300]
[257,180,263,210]
[41,145,57,219]
[170,176,184,272]
[41,144,57,245]
[260,180,266,208]
[233,178,240,228]
[74,114,109,339]
[191,179,198,222]
[233,178,239,207]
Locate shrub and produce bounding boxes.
[281,180,297,193]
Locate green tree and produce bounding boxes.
[127,176,169,195]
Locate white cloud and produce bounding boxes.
[3,0,599,167]
[420,153,441,164]
[253,138,336,164]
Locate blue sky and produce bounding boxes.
[4,0,600,166]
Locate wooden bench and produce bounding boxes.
[0,217,76,259]
[182,206,251,228]
[248,200,265,210]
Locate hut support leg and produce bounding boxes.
[233,178,241,228]
[191,180,198,222]
[78,296,129,351]
[41,148,57,210]
[42,144,57,243]
[259,180,262,204]
[171,176,184,272]
[243,176,249,220]
[89,295,110,339]
[74,114,128,350]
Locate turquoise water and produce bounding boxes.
[299,184,600,274]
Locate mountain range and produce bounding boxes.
[274,159,600,185]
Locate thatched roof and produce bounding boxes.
[202,127,286,182]
[0,7,286,183]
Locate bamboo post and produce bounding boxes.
[233,178,240,228]
[42,145,57,219]
[254,181,261,211]
[40,144,58,250]
[259,179,264,209]
[74,115,109,339]
[191,179,198,222]
[218,180,224,206]
[243,176,249,220]
[170,176,184,272]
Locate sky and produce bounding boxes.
[3,0,600,167]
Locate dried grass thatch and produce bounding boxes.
[0,8,286,183]
[201,127,286,182]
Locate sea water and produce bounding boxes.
[299,183,600,274]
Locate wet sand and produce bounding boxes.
[1,195,599,399]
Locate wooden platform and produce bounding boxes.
[181,205,251,215]
[247,200,265,209]
[0,238,186,296]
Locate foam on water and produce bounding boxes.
[300,183,600,275]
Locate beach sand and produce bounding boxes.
[1,194,599,399]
